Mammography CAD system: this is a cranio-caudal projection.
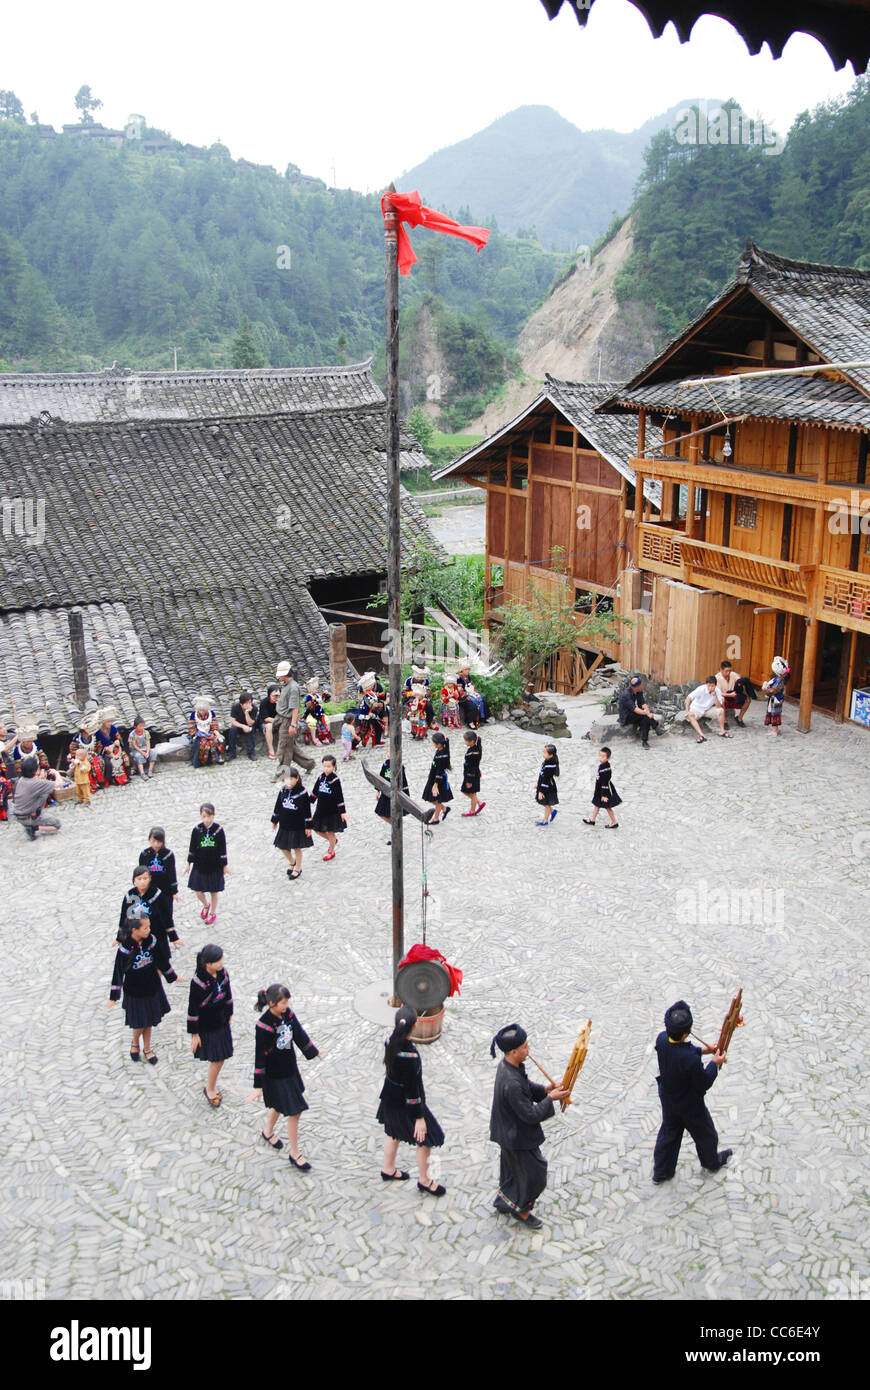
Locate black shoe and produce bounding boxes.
[25,825,37,840]
[417,1180,446,1197]
[511,1210,543,1230]
[289,1154,311,1172]
[654,725,665,736]
[493,1196,511,1214]
[652,1173,674,1185]
[642,741,650,749]
[442,805,451,819]
[716,1149,733,1169]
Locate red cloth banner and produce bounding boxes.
[381,190,489,275]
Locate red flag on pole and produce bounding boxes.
[380,190,490,275]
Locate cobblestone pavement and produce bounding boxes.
[1,707,868,1301]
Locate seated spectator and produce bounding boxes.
[456,664,487,728]
[256,684,280,759]
[96,707,131,785]
[685,677,730,743]
[68,714,107,790]
[403,664,439,729]
[716,661,755,728]
[228,693,257,761]
[11,721,51,775]
[129,715,158,778]
[11,755,63,839]
[188,698,225,767]
[303,677,333,745]
[617,675,665,749]
[0,723,15,821]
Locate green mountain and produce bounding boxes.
[0,114,567,380]
[615,78,870,341]
[398,102,721,251]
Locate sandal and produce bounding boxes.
[474,802,486,815]
[288,1153,312,1171]
[205,912,216,925]
[604,822,619,829]
[200,905,209,920]
[718,732,733,739]
[696,736,708,744]
[381,1169,410,1181]
[204,1087,222,1108]
[144,1051,158,1065]
[260,1131,284,1150]
[322,850,335,862]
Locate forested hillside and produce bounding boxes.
[614,78,870,341]
[0,114,566,380]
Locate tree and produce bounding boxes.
[406,404,434,454]
[230,316,266,368]
[74,85,103,125]
[0,90,25,121]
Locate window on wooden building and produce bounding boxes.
[734,495,758,529]
[532,421,551,444]
[555,428,574,448]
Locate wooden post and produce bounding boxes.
[68,608,89,707]
[834,628,857,724]
[383,186,404,1002]
[798,616,820,732]
[328,623,347,699]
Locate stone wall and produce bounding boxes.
[506,692,571,738]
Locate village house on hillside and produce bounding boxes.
[600,241,870,730]
[434,378,663,691]
[0,362,433,737]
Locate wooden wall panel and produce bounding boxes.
[488,491,506,558]
[749,611,777,686]
[549,485,572,567]
[528,484,548,567]
[826,431,861,483]
[507,494,527,562]
[531,445,571,480]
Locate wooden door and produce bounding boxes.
[749,611,777,685]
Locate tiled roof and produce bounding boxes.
[598,242,870,427]
[434,378,662,506]
[0,361,383,425]
[606,372,870,432]
[540,1,870,72]
[0,399,433,735]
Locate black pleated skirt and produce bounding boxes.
[422,776,452,804]
[374,793,408,818]
[310,811,345,833]
[188,867,225,893]
[123,984,170,1030]
[592,785,622,808]
[263,1075,308,1116]
[376,1101,445,1148]
[194,1024,234,1062]
[461,774,481,794]
[537,787,559,806]
[273,826,313,850]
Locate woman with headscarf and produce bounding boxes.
[188,698,225,767]
[376,1005,446,1195]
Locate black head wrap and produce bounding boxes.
[490,1023,528,1057]
[665,1000,693,1038]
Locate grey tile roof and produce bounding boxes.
[0,398,433,735]
[607,372,870,432]
[0,361,383,426]
[434,378,662,506]
[599,242,870,427]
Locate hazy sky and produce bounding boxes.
[3,0,858,192]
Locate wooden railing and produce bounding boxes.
[632,456,870,512]
[818,567,870,632]
[637,525,812,614]
[639,525,682,571]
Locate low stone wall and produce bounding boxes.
[506,693,572,739]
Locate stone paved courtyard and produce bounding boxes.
[1,700,868,1301]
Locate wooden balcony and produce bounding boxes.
[818,566,870,634]
[632,456,870,512]
[637,525,813,615]
[637,525,870,631]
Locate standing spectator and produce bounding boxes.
[340,710,360,762]
[716,660,753,728]
[685,677,731,743]
[227,693,257,761]
[617,676,665,749]
[73,747,93,805]
[274,662,315,774]
[762,656,791,737]
[128,715,158,778]
[256,684,280,759]
[11,756,63,839]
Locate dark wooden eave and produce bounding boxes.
[540,0,870,72]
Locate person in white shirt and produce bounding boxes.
[685,677,731,742]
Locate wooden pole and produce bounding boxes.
[383,185,404,1004]
[68,608,89,708]
[798,616,819,732]
[328,623,347,699]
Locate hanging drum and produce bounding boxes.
[395,958,450,1013]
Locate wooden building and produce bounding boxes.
[433,379,662,689]
[599,241,870,730]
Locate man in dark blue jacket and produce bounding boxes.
[618,674,665,748]
[489,1024,568,1229]
[653,1000,732,1183]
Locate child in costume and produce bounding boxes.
[73,746,92,805]
[340,710,360,761]
[583,746,622,829]
[535,744,559,825]
[762,656,790,736]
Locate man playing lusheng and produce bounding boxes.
[652,999,732,1184]
[489,1024,567,1230]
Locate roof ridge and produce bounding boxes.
[740,239,870,283]
[0,359,375,387]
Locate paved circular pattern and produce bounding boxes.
[2,708,868,1300]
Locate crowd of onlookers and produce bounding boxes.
[617,657,790,746]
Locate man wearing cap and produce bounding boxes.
[617,674,664,748]
[652,1000,732,1184]
[274,662,315,774]
[489,1024,568,1230]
